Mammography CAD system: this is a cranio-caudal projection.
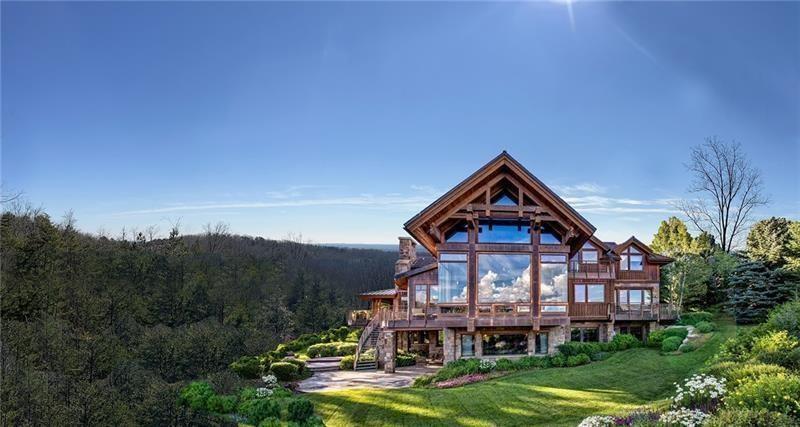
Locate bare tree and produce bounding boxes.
[677,137,768,252]
[203,221,230,253]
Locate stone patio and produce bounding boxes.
[297,364,440,393]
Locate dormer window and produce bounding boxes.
[574,242,598,264]
[619,246,644,271]
[539,225,561,245]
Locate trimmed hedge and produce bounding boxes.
[679,311,714,326]
[306,342,357,358]
[339,355,355,370]
[695,321,715,333]
[269,362,299,381]
[661,336,682,352]
[648,327,689,348]
[567,354,591,367]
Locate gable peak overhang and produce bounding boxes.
[404,151,596,255]
[613,235,674,264]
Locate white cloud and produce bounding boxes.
[552,182,607,195]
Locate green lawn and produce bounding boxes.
[308,319,737,427]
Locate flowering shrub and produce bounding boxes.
[436,373,490,389]
[726,373,800,417]
[478,359,496,373]
[576,415,615,427]
[255,387,273,398]
[672,374,726,411]
[659,408,710,426]
[751,330,800,368]
[261,374,278,388]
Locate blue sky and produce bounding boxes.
[3,1,798,244]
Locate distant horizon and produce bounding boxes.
[3,2,798,245]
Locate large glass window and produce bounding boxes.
[541,254,568,303]
[482,333,528,356]
[619,246,644,271]
[617,289,653,307]
[571,328,599,342]
[414,285,428,309]
[460,335,475,357]
[574,284,605,303]
[491,190,518,206]
[445,221,469,243]
[478,220,530,244]
[539,225,561,244]
[437,253,468,303]
[477,254,531,303]
[535,332,549,354]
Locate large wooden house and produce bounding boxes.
[348,152,674,372]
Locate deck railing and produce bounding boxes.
[569,262,612,278]
[346,309,371,327]
[568,302,612,319]
[353,311,381,369]
[617,265,660,281]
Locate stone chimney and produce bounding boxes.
[395,237,417,275]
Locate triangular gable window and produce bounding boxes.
[491,189,518,206]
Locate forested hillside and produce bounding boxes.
[0,209,395,425]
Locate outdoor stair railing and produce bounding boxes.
[353,310,381,370]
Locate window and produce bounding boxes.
[437,253,468,303]
[617,289,653,307]
[535,332,549,354]
[571,328,599,342]
[478,220,530,244]
[414,285,428,310]
[445,221,469,243]
[574,284,605,303]
[477,254,531,303]
[619,246,644,271]
[491,189,518,206]
[482,334,528,356]
[539,225,561,244]
[541,254,568,304]
[461,335,475,357]
[399,291,408,312]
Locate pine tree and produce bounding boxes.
[728,261,797,324]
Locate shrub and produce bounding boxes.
[179,381,215,411]
[590,351,610,361]
[494,358,516,371]
[678,342,697,353]
[679,311,713,326]
[396,351,416,367]
[611,333,640,350]
[715,325,770,363]
[727,373,800,417]
[335,342,358,356]
[649,327,690,348]
[672,374,726,410]
[662,336,683,352]
[413,374,435,387]
[695,321,715,333]
[567,354,591,367]
[478,359,496,373]
[306,342,357,358]
[432,359,481,382]
[705,409,797,427]
[751,330,800,368]
[257,418,282,427]
[766,301,800,339]
[229,355,263,379]
[550,354,567,367]
[339,355,355,370]
[558,341,601,357]
[436,373,490,389]
[577,415,615,427]
[725,363,789,387]
[287,398,315,422]
[206,394,237,414]
[281,358,309,376]
[238,398,280,424]
[269,362,299,381]
[517,356,545,369]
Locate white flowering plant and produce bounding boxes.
[672,374,726,411]
[261,374,278,389]
[478,359,496,373]
[255,387,273,398]
[658,408,709,427]
[577,415,615,427]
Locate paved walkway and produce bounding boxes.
[297,364,440,393]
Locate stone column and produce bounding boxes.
[475,332,483,357]
[382,331,396,373]
[527,331,536,356]
[548,326,567,354]
[602,323,615,342]
[428,330,438,355]
[443,328,456,363]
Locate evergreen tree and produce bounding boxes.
[746,217,793,267]
[728,260,798,324]
[651,216,693,257]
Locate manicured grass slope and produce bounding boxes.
[309,319,736,427]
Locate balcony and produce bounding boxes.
[568,303,612,320]
[346,309,372,327]
[616,265,660,281]
[615,303,677,321]
[569,262,613,279]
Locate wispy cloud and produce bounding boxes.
[552,182,607,195]
[553,181,677,215]
[264,185,339,199]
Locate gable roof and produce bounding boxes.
[613,236,674,264]
[404,151,596,254]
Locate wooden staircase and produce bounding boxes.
[353,312,382,371]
